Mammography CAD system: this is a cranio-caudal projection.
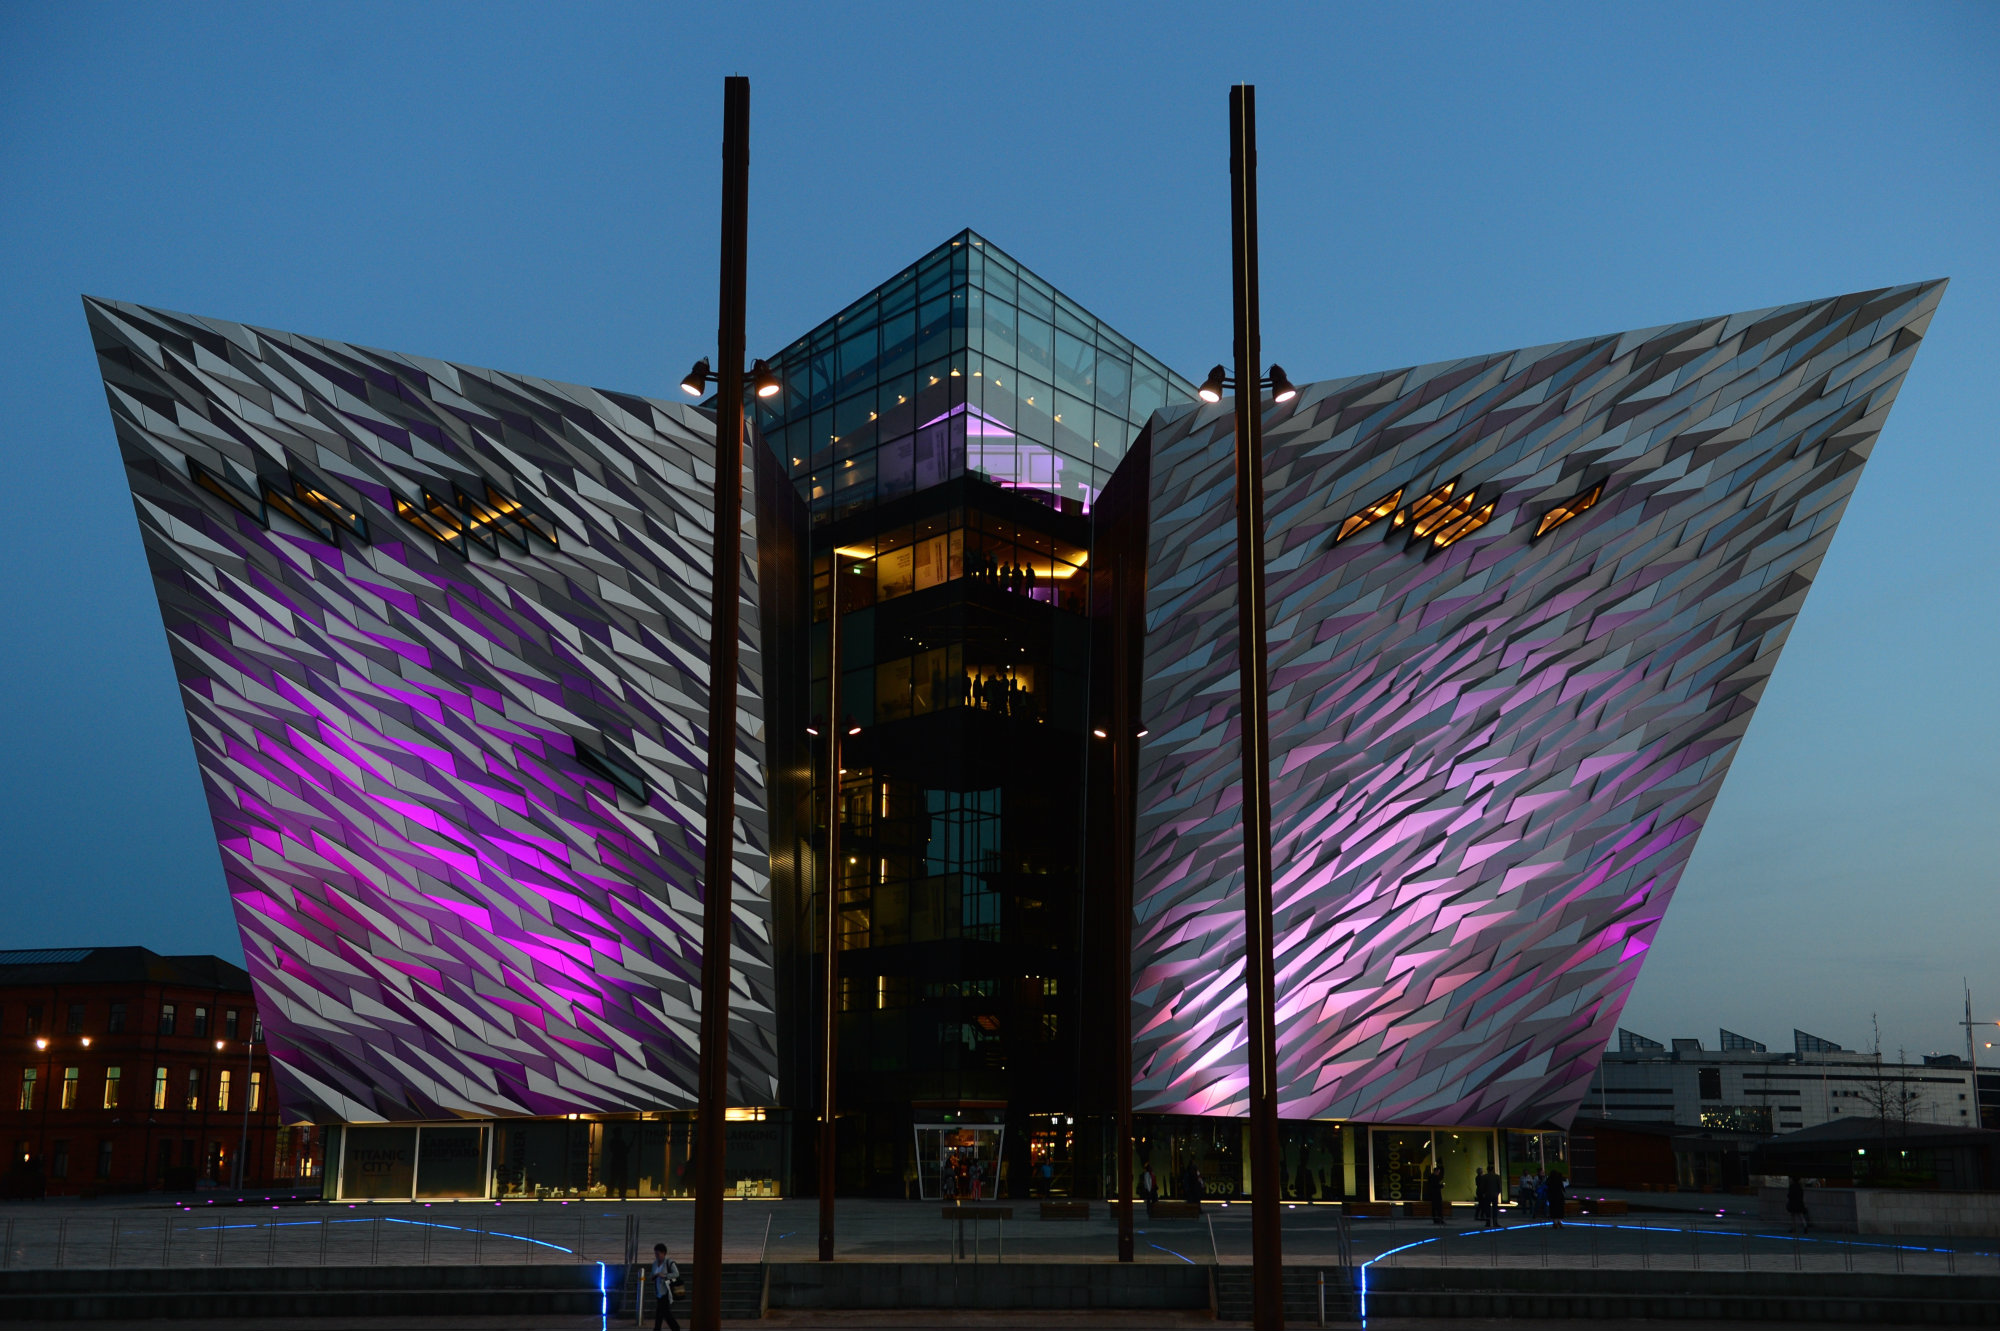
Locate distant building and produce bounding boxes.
[1586,1028,1977,1135]
[0,948,317,1196]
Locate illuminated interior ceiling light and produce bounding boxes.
[1534,480,1606,539]
[680,358,711,397]
[1198,365,1228,404]
[259,477,336,544]
[455,484,527,553]
[395,494,466,556]
[1431,500,1497,550]
[1395,480,1458,533]
[751,359,782,399]
[1411,489,1477,543]
[433,489,496,554]
[291,474,369,544]
[1334,487,1404,543]
[1268,364,1297,403]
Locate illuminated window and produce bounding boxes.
[1411,489,1476,542]
[192,1007,208,1038]
[185,1068,200,1111]
[152,1067,168,1111]
[397,480,558,558]
[102,1068,121,1110]
[1395,480,1458,535]
[1431,500,1497,550]
[217,1070,231,1112]
[60,1067,78,1109]
[249,1072,261,1112]
[187,458,266,526]
[1333,487,1404,543]
[1534,481,1604,540]
[18,1069,34,1111]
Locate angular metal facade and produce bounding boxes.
[1130,282,1944,1127]
[86,298,781,1122]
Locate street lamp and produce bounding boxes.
[817,559,862,1261]
[1196,364,1297,405]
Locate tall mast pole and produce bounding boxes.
[1228,82,1285,1331]
[1112,555,1136,1264]
[819,565,843,1260]
[691,73,751,1331]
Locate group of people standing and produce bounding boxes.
[1424,1164,1568,1227]
[966,549,1040,597]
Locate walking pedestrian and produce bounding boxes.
[1425,1164,1446,1225]
[1544,1168,1567,1229]
[1140,1163,1157,1215]
[1786,1175,1811,1234]
[649,1243,682,1331]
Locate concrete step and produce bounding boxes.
[1214,1265,1358,1323]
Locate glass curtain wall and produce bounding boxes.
[756,231,1194,526]
[761,232,1194,1199]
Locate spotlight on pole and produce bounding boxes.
[844,715,862,737]
[752,359,782,399]
[1198,365,1228,404]
[681,358,712,397]
[1267,364,1297,403]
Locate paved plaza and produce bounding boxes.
[0,1195,1993,1279]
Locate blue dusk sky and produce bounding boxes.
[1,2,1993,1063]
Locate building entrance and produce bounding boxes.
[914,1121,1005,1200]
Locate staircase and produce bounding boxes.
[631,1262,765,1322]
[1213,1265,1358,1325]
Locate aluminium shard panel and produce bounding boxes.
[1131,281,1944,1126]
[85,297,778,1121]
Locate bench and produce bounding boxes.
[1343,1201,1394,1218]
[1039,1201,1090,1220]
[1149,1200,1203,1218]
[941,1206,1013,1262]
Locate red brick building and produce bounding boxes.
[0,947,319,1196]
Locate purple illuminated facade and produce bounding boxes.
[88,253,1942,1200]
[86,297,793,1123]
[1124,281,1945,1130]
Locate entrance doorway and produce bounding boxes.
[913,1122,1005,1200]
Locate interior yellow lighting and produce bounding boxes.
[1334,487,1405,543]
[1401,481,1457,532]
[1534,481,1605,539]
[1432,500,1497,549]
[1412,490,1477,541]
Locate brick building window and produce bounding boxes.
[25,1005,42,1037]
[192,1007,209,1039]
[102,1067,120,1109]
[96,1140,113,1180]
[50,1141,68,1180]
[224,1010,239,1041]
[152,1067,168,1111]
[159,1004,176,1037]
[216,1070,231,1112]
[184,1068,200,1111]
[18,1069,35,1111]
[65,1004,85,1035]
[252,1014,262,1043]
[249,1072,262,1112]
[107,1003,126,1034]
[60,1067,78,1109]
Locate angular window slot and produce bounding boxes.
[575,740,649,803]
[454,485,529,554]
[485,483,559,549]
[260,479,336,544]
[1431,499,1496,550]
[292,472,370,544]
[187,458,267,527]
[1534,481,1605,540]
[1334,486,1403,544]
[395,494,467,557]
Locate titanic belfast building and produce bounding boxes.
[84,232,1943,1204]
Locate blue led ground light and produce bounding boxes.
[186,1215,574,1252]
